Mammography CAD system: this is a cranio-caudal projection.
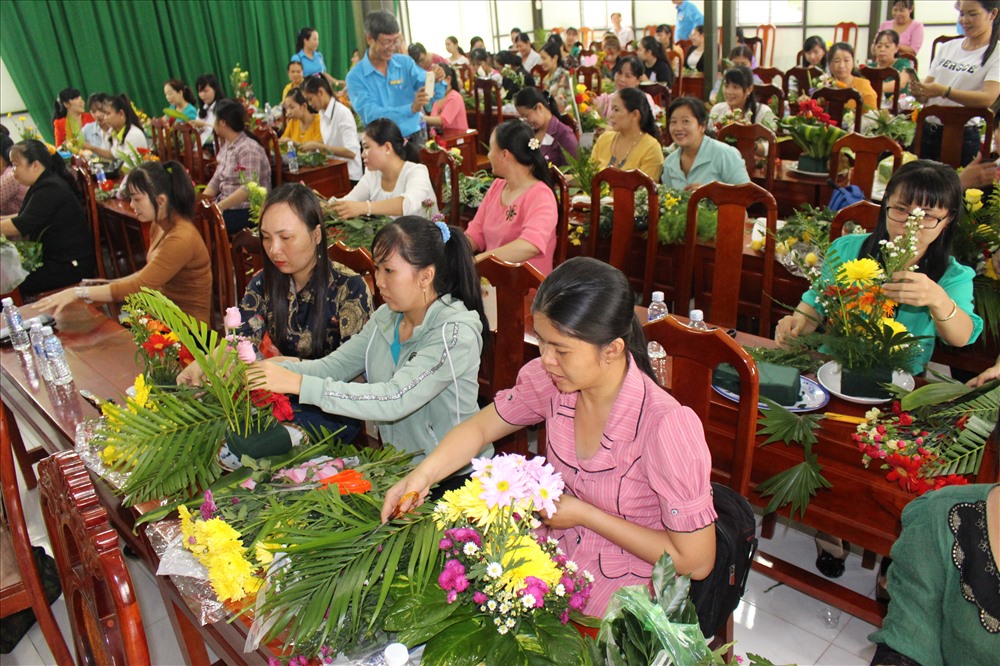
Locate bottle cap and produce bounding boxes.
[1,297,12,307]
[29,321,42,331]
[690,309,704,321]
[651,291,664,302]
[383,643,410,666]
[41,326,54,335]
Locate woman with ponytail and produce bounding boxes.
[332,117,437,219]
[0,140,95,296]
[163,78,197,122]
[248,215,487,464]
[383,256,718,616]
[514,86,579,167]
[911,0,1000,166]
[36,160,211,322]
[590,87,665,181]
[466,119,558,274]
[204,99,272,233]
[52,87,93,147]
[87,94,147,161]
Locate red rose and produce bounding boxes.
[898,412,913,427]
[270,393,294,422]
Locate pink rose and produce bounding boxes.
[237,339,256,363]
[224,307,242,329]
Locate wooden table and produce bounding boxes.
[283,159,351,199]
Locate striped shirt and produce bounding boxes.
[207,132,271,210]
[494,356,717,615]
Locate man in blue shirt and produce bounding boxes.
[346,10,443,143]
[672,0,705,41]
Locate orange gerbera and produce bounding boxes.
[854,288,895,318]
[146,319,170,334]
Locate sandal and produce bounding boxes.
[814,534,850,578]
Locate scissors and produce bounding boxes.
[365,490,421,539]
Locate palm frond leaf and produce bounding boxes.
[757,399,821,452]
[755,459,831,519]
[922,414,994,477]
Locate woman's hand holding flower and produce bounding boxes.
[247,360,303,395]
[882,271,947,309]
[539,493,591,530]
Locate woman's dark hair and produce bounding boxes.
[540,39,562,64]
[408,42,429,61]
[53,88,81,121]
[469,47,490,66]
[371,216,488,341]
[692,25,706,37]
[532,257,655,381]
[729,45,755,63]
[803,35,828,67]
[515,33,534,48]
[874,29,901,48]
[495,51,536,89]
[1,127,14,167]
[87,92,109,111]
[258,183,331,359]
[656,24,674,48]
[364,117,418,163]
[617,87,660,140]
[640,35,667,62]
[125,160,195,224]
[107,94,143,135]
[303,74,334,97]
[667,95,709,127]
[514,87,560,117]
[494,119,552,185]
[440,63,460,92]
[971,0,1000,66]
[215,98,261,145]
[288,60,304,72]
[284,86,313,112]
[295,27,317,53]
[446,35,466,56]
[617,55,644,79]
[195,74,223,119]
[723,66,760,120]
[470,36,485,51]
[859,160,962,283]
[10,140,74,189]
[893,0,915,17]
[827,42,861,77]
[165,78,196,107]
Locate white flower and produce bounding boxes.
[480,605,487,612]
[528,137,541,150]
[487,600,497,611]
[521,594,536,608]
[506,618,516,628]
[546,537,559,548]
[494,616,503,626]
[499,602,510,614]
[498,625,510,635]
[555,584,566,597]
[529,517,542,529]
[583,571,595,583]
[463,542,479,556]
[565,560,578,573]
[486,562,503,579]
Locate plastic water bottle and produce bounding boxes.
[2,297,30,352]
[287,142,299,173]
[28,321,52,382]
[648,291,668,322]
[383,643,415,666]
[688,309,710,331]
[42,326,73,385]
[94,163,107,189]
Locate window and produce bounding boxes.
[736,0,803,26]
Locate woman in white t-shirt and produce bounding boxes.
[331,118,437,219]
[88,94,147,161]
[709,66,776,131]
[301,75,363,182]
[910,0,999,166]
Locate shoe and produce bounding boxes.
[815,534,850,579]
[876,557,892,603]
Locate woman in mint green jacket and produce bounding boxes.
[251,216,489,461]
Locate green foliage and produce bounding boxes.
[756,398,821,451]
[972,275,1000,341]
[862,109,916,146]
[561,146,597,196]
[325,214,393,250]
[755,399,830,518]
[0,236,43,273]
[745,339,824,375]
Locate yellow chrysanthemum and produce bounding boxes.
[985,257,998,281]
[499,535,562,592]
[837,258,883,286]
[178,504,195,543]
[878,318,908,337]
[129,374,151,411]
[965,188,983,205]
[254,542,277,565]
[576,83,587,93]
[434,478,499,530]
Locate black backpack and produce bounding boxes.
[688,482,758,637]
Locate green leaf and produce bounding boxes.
[922,414,993,476]
[422,617,491,666]
[531,614,592,665]
[755,459,831,519]
[900,382,972,411]
[757,398,822,453]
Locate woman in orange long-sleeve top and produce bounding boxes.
[35,161,212,323]
[52,88,94,147]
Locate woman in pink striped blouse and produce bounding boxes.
[383,257,717,615]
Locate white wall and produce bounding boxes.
[0,57,37,143]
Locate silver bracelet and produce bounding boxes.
[74,285,92,303]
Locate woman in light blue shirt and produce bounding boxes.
[291,27,328,77]
[662,97,750,191]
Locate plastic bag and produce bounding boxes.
[0,242,29,294]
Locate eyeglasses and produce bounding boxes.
[885,205,947,229]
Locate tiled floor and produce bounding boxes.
[5,441,878,665]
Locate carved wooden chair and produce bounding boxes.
[455,64,473,93]
[328,241,381,307]
[194,200,236,331]
[575,66,602,94]
[666,51,685,98]
[752,67,782,86]
[642,83,671,116]
[676,182,778,334]
[39,450,150,665]
[753,84,785,122]
[548,164,570,268]
[782,66,823,103]
[914,105,994,168]
[71,165,106,281]
[756,24,776,68]
[173,122,213,185]
[588,168,660,299]
[859,65,902,114]
[829,133,902,199]
[830,200,882,240]
[558,112,581,140]
[149,118,173,161]
[473,79,504,167]
[744,37,764,68]
[813,86,864,132]
[717,123,777,192]
[531,64,546,88]
[476,256,544,455]
[1,404,74,664]
[834,22,859,51]
[253,126,283,188]
[229,228,263,298]
[418,147,461,227]
[580,27,594,49]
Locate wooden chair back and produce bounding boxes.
[558,112,581,140]
[328,241,381,307]
[71,165,106,280]
[588,168,659,299]
[899,52,918,71]
[476,256,544,445]
[744,37,764,68]
[782,66,823,101]
[677,39,693,54]
[1,405,74,663]
[548,164,570,267]
[580,27,594,48]
[418,147,461,227]
[813,86,863,132]
[229,228,263,298]
[859,65,901,114]
[830,200,881,240]
[834,22,859,51]
[473,79,504,154]
[717,123,778,192]
[829,133,902,199]
[644,25,657,37]
[643,316,760,496]
[173,122,212,184]
[666,51,685,97]
[914,105,994,168]
[149,118,173,160]
[456,64,474,92]
[677,182,777,333]
[253,126,283,188]
[39,450,150,666]
[753,84,785,120]
[931,35,962,64]
[194,200,236,331]
[756,24,776,67]
[753,67,782,86]
[575,66,602,94]
[531,64,546,87]
[642,83,671,114]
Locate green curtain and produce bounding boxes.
[1,0,361,143]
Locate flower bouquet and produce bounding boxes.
[230,62,257,110]
[7,113,41,141]
[122,295,195,385]
[953,187,1000,340]
[862,108,916,147]
[778,98,847,174]
[591,185,718,246]
[383,454,595,665]
[574,84,603,137]
[711,107,751,137]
